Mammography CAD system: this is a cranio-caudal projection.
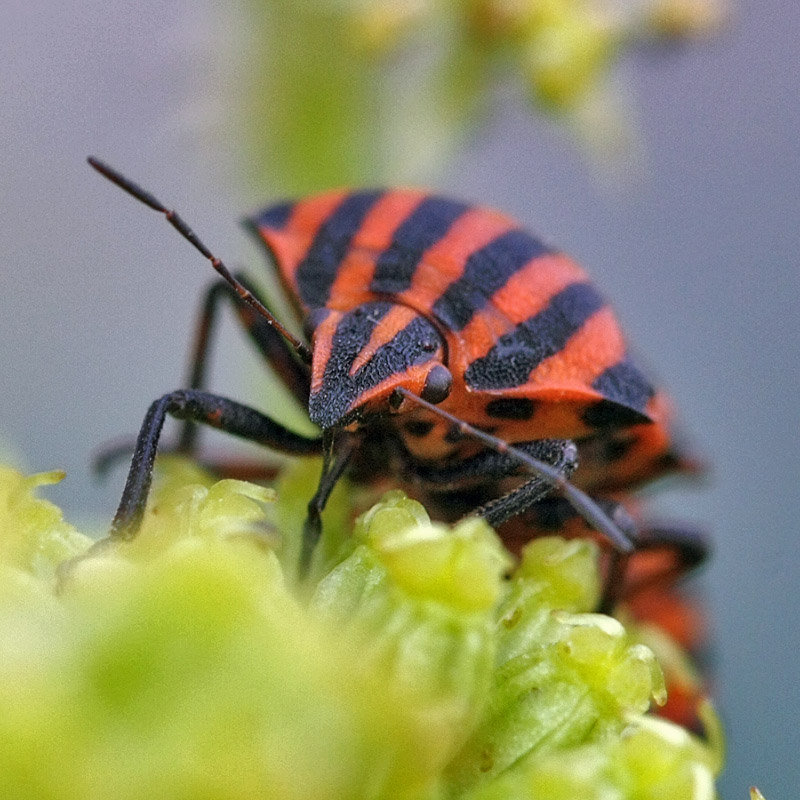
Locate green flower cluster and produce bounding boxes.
[0,459,722,799]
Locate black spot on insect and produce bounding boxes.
[602,436,636,463]
[444,424,465,444]
[403,420,435,438]
[485,397,536,420]
[582,400,651,430]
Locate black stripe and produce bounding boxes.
[581,359,654,429]
[353,316,440,391]
[295,190,384,308]
[308,302,392,428]
[485,398,536,420]
[432,229,552,330]
[464,282,605,390]
[252,200,294,230]
[591,359,654,412]
[370,196,470,295]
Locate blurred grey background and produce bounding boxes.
[2,1,798,796]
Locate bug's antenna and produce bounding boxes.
[395,388,635,553]
[87,156,312,364]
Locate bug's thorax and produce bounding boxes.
[306,300,449,430]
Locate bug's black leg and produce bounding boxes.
[110,389,322,540]
[410,439,573,487]
[477,477,562,528]
[93,274,311,478]
[474,441,579,528]
[395,389,635,554]
[299,431,356,578]
[177,274,311,455]
[408,439,577,527]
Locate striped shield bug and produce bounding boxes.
[86,159,707,612]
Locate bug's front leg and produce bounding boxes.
[94,275,313,481]
[472,441,579,528]
[299,431,357,578]
[109,389,322,540]
[177,273,311,456]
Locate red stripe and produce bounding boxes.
[258,190,349,304]
[326,190,428,309]
[397,207,516,312]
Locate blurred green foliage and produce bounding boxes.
[0,460,723,799]
[240,0,725,193]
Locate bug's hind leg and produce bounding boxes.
[109,389,322,540]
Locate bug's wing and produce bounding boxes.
[381,210,660,439]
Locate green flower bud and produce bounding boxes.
[0,460,725,799]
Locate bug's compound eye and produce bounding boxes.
[421,365,453,405]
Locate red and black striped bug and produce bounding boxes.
[87,158,707,614]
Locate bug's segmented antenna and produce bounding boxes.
[87,156,312,364]
[396,388,635,554]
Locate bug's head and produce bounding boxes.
[306,301,452,430]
